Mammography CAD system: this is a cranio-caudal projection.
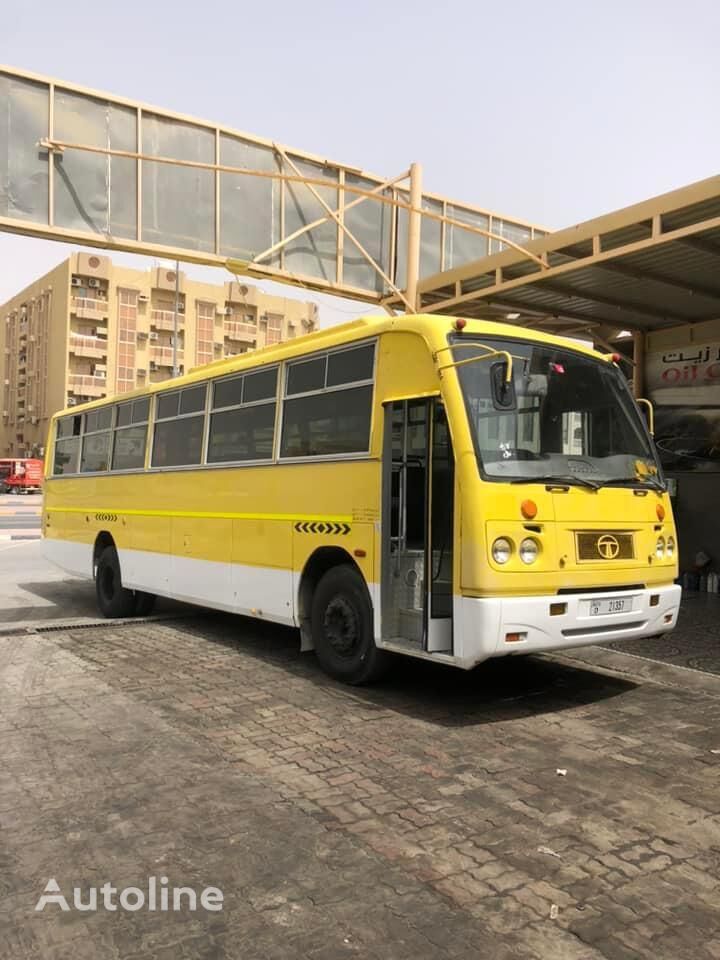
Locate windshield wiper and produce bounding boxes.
[600,477,666,492]
[509,474,601,490]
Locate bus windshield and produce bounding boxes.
[454,336,661,487]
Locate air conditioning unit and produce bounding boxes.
[136,331,148,340]
[136,367,146,375]
[88,278,100,289]
[67,397,77,406]
[223,307,233,316]
[27,404,33,412]
[2,410,8,417]
[149,362,158,371]
[177,303,185,314]
[31,417,38,425]
[149,332,159,341]
[71,277,82,288]
[138,294,149,302]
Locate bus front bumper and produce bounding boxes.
[454,583,681,669]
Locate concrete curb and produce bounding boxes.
[552,644,720,697]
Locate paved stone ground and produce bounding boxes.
[607,591,720,676]
[1,616,720,960]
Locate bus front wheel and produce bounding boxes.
[95,546,137,619]
[311,565,388,685]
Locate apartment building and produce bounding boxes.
[0,253,319,457]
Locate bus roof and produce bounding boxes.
[51,314,607,421]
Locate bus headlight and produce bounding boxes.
[519,538,540,564]
[666,536,675,558]
[655,536,665,560]
[492,538,513,564]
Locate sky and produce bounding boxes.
[2,0,719,325]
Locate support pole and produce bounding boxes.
[173,261,180,378]
[632,329,645,397]
[405,162,423,314]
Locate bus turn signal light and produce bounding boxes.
[656,503,665,521]
[521,499,537,519]
[505,632,527,643]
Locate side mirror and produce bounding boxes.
[491,361,516,410]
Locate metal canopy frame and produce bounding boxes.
[0,65,544,311]
[391,175,720,343]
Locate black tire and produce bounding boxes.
[134,591,157,617]
[95,546,137,619]
[311,564,388,685]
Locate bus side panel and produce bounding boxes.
[169,517,233,611]
[124,516,172,593]
[232,518,294,624]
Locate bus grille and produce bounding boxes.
[576,532,634,561]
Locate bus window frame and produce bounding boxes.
[277,339,378,463]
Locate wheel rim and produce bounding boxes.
[323,594,360,660]
[99,564,116,603]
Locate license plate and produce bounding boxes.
[589,597,631,616]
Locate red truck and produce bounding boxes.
[0,458,44,494]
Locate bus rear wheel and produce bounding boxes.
[95,546,137,619]
[311,565,388,685]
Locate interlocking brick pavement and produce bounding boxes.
[1,615,720,959]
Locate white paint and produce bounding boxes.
[44,538,93,579]
[452,584,682,669]
[118,547,296,626]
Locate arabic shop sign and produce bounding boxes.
[647,342,720,401]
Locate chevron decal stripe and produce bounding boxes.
[293,521,351,536]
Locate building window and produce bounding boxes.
[196,301,215,367]
[280,342,375,458]
[117,289,138,393]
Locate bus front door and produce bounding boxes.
[381,398,454,653]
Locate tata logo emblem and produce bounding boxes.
[597,535,620,559]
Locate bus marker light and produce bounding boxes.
[505,632,526,643]
[353,549,366,558]
[611,353,622,363]
[656,503,665,521]
[521,499,537,519]
[549,603,567,616]
[453,318,467,332]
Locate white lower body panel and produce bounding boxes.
[452,584,681,669]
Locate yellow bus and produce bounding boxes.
[43,315,680,683]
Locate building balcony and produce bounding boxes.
[150,346,184,366]
[224,321,257,342]
[68,374,107,397]
[151,309,185,331]
[71,296,109,319]
[69,334,109,359]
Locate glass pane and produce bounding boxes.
[281,385,373,457]
[283,157,337,282]
[243,367,278,403]
[213,375,244,409]
[343,174,392,293]
[80,431,111,472]
[156,391,180,420]
[219,135,280,265]
[84,407,113,433]
[180,384,206,414]
[287,356,326,395]
[444,205,489,270]
[0,74,49,224]
[327,344,374,386]
[57,414,82,439]
[132,397,150,423]
[207,403,276,462]
[395,195,442,287]
[53,437,80,475]
[111,425,147,470]
[152,415,204,467]
[116,402,132,428]
[53,89,136,239]
[142,114,215,252]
